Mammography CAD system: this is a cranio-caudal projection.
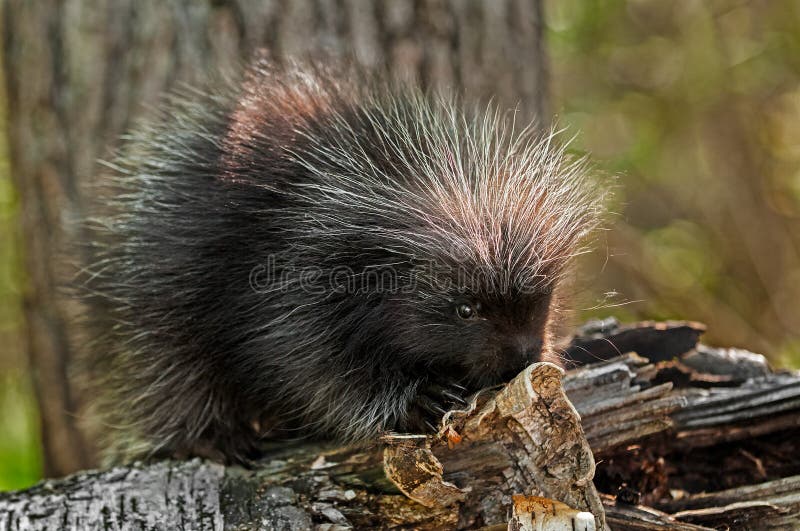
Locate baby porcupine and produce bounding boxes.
[79,59,604,464]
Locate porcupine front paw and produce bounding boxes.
[406,379,470,433]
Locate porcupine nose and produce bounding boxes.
[499,335,543,381]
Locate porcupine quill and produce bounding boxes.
[78,58,605,464]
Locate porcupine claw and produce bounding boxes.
[408,379,470,434]
[427,382,469,407]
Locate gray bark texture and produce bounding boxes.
[3,319,800,529]
[1,0,550,478]
[1,361,606,530]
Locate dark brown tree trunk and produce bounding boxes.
[1,0,550,478]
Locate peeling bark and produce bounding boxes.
[1,363,606,530]
[5,319,800,529]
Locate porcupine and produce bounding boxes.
[79,58,604,464]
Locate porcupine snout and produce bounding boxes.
[497,335,544,381]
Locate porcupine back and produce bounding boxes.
[79,59,603,463]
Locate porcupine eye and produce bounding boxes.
[456,302,477,320]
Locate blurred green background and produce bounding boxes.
[0,62,42,490]
[549,0,800,365]
[1,0,799,491]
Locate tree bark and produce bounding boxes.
[1,362,608,530]
[1,0,550,477]
[4,320,800,529]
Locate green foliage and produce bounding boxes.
[548,0,800,366]
[0,234,41,491]
[0,44,41,491]
[0,373,42,491]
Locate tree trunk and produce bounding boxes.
[1,0,550,478]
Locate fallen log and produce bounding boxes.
[0,363,606,530]
[2,318,800,530]
[567,318,800,530]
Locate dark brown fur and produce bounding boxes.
[78,59,603,463]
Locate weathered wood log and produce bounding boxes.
[664,475,800,529]
[0,363,607,530]
[4,319,800,529]
[563,319,800,530]
[561,318,707,368]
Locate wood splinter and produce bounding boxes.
[383,362,605,529]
